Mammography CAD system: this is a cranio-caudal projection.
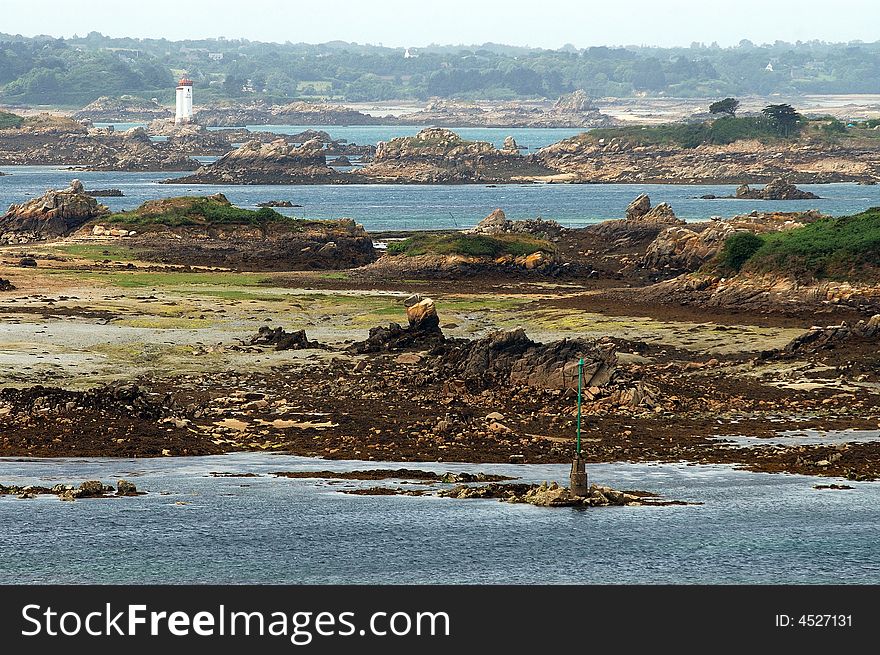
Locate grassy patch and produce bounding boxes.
[63,270,274,288]
[721,208,880,281]
[52,244,138,262]
[0,110,23,129]
[103,196,302,229]
[387,232,554,258]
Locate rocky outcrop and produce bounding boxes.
[589,195,685,242]
[246,326,323,350]
[552,89,596,114]
[778,315,880,356]
[468,208,564,241]
[396,94,614,129]
[537,133,880,184]
[641,210,824,274]
[73,96,172,122]
[0,180,110,244]
[735,178,820,200]
[194,101,389,127]
[430,328,617,391]
[351,296,444,354]
[440,481,685,507]
[0,277,14,291]
[355,128,557,184]
[85,189,124,197]
[0,117,200,170]
[165,138,341,184]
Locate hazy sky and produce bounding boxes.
[5,0,880,48]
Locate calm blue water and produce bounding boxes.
[2,166,878,231]
[1,454,877,584]
[93,123,585,150]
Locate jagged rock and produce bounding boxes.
[440,481,676,507]
[626,194,652,220]
[735,178,820,200]
[590,195,684,241]
[471,208,509,233]
[429,328,617,391]
[0,180,110,244]
[0,277,14,291]
[502,136,520,152]
[247,326,322,351]
[330,155,351,166]
[776,315,880,356]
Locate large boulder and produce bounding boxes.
[405,296,440,332]
[0,180,110,244]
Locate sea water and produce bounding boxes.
[2,166,879,231]
[0,454,877,584]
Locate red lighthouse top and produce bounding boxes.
[178,78,193,87]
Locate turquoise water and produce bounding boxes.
[93,123,585,150]
[1,454,877,584]
[2,166,877,231]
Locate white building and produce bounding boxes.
[765,61,774,72]
[175,78,194,124]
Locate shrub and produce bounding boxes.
[0,110,23,129]
[719,231,765,271]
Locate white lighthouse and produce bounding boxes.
[175,77,194,124]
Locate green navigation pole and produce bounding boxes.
[570,357,588,496]
[576,357,583,456]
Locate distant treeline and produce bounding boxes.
[2,32,880,106]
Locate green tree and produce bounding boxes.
[709,97,740,117]
[762,103,802,137]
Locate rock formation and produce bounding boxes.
[0,277,14,291]
[247,326,323,351]
[469,208,564,240]
[589,195,685,242]
[165,138,341,184]
[778,315,880,356]
[0,180,110,244]
[734,178,820,200]
[641,210,824,273]
[430,329,617,391]
[355,128,556,183]
[73,96,173,122]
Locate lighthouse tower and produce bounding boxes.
[175,78,194,124]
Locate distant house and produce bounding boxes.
[208,52,224,61]
[765,61,774,72]
[404,48,417,59]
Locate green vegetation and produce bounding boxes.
[761,104,803,137]
[0,110,23,128]
[719,232,764,272]
[709,97,739,117]
[585,115,787,149]
[52,244,137,262]
[104,196,298,228]
[718,208,880,281]
[386,232,554,258]
[4,33,880,105]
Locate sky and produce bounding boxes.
[3,0,880,48]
